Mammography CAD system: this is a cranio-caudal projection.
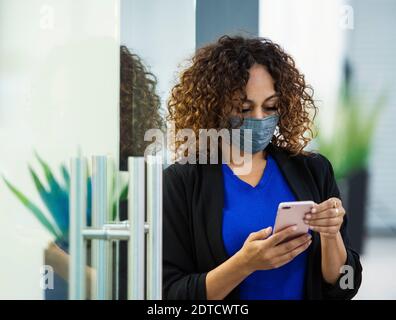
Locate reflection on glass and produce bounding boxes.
[118,45,165,299]
[119,45,165,169]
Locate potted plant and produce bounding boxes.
[2,152,127,299]
[315,85,386,254]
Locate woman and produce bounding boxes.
[163,35,362,300]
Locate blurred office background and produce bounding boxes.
[0,0,395,299]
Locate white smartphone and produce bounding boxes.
[273,201,315,241]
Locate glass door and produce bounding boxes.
[0,0,194,300]
[0,0,120,299]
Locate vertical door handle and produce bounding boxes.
[91,156,112,299]
[69,157,87,300]
[146,155,163,300]
[128,157,146,299]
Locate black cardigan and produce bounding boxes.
[162,144,362,300]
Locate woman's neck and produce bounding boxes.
[224,144,267,176]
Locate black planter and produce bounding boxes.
[338,168,368,255]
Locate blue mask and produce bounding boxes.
[229,114,279,153]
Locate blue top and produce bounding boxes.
[221,154,308,300]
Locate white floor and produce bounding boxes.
[354,236,396,300]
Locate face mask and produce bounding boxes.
[229,114,279,154]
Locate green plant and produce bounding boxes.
[2,152,128,250]
[315,86,387,180]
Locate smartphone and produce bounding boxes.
[273,201,315,242]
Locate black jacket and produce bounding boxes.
[163,144,362,300]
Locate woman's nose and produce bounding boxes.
[250,105,265,119]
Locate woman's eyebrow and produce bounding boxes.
[245,93,279,106]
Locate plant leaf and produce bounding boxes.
[61,164,70,191]
[28,165,69,235]
[2,176,62,239]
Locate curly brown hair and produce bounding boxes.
[167,35,318,157]
[119,45,165,169]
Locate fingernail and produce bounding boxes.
[311,208,316,213]
[309,226,315,230]
[303,220,309,225]
[267,226,272,232]
[305,214,311,219]
[292,226,298,231]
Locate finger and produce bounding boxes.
[267,225,298,246]
[305,207,345,221]
[274,233,312,256]
[306,217,343,227]
[311,197,342,214]
[309,225,340,233]
[270,239,312,269]
[247,226,272,242]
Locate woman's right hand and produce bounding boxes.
[236,225,312,274]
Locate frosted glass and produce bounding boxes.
[0,0,120,299]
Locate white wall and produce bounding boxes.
[0,0,120,299]
[347,0,396,231]
[120,0,196,112]
[259,0,346,139]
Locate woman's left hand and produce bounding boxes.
[304,197,346,239]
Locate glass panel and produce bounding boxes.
[0,0,120,299]
[116,0,195,300]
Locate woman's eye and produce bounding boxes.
[241,104,251,113]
